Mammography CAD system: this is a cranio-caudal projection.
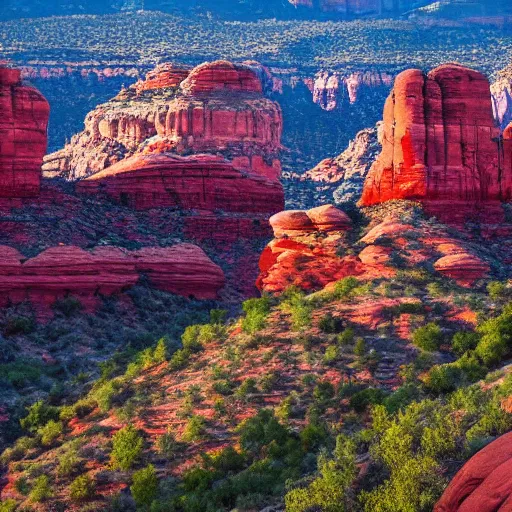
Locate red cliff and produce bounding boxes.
[0,67,49,197]
[76,153,284,213]
[359,64,512,225]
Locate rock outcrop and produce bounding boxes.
[435,432,512,512]
[43,60,282,181]
[313,71,393,111]
[257,205,365,293]
[0,67,49,197]
[359,64,512,225]
[0,244,225,318]
[76,153,284,212]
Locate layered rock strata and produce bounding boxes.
[0,67,49,197]
[43,60,282,181]
[359,64,512,225]
[76,153,284,212]
[435,432,512,512]
[0,244,225,318]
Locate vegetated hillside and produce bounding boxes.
[2,201,512,511]
[2,13,512,73]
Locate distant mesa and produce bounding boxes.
[0,67,49,198]
[359,63,512,225]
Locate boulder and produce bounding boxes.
[435,432,512,512]
[433,252,490,285]
[0,66,49,197]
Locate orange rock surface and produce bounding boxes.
[360,64,512,224]
[0,67,49,197]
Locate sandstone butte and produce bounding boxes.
[359,63,512,225]
[43,60,283,182]
[0,244,225,319]
[0,67,49,197]
[435,431,512,512]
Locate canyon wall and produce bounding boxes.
[0,67,49,198]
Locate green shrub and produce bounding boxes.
[313,381,335,403]
[20,401,60,433]
[92,379,123,412]
[14,476,31,496]
[38,420,63,446]
[110,424,144,470]
[423,365,463,394]
[3,315,35,337]
[412,323,443,352]
[210,309,228,325]
[354,338,367,357]
[452,331,480,356]
[318,313,344,334]
[237,409,289,455]
[181,326,202,353]
[182,415,206,442]
[53,296,83,317]
[487,281,509,301]
[242,297,271,334]
[285,435,356,512]
[323,345,340,365]
[350,388,386,412]
[57,448,82,477]
[131,464,158,507]
[334,277,360,300]
[157,428,177,459]
[168,349,191,371]
[152,338,168,364]
[236,378,258,400]
[70,474,96,501]
[29,475,53,503]
[337,328,355,346]
[0,500,18,512]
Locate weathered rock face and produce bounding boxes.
[313,71,393,111]
[0,243,225,318]
[76,153,284,212]
[43,60,282,181]
[435,432,512,512]
[257,205,364,293]
[0,67,49,197]
[360,64,512,225]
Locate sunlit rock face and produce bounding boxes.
[0,67,49,197]
[360,64,512,225]
[43,60,282,182]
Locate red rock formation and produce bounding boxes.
[43,60,282,182]
[76,153,284,213]
[435,432,512,512]
[257,205,363,293]
[132,245,225,299]
[134,63,190,93]
[360,64,512,225]
[433,253,490,285]
[0,244,224,318]
[0,67,49,197]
